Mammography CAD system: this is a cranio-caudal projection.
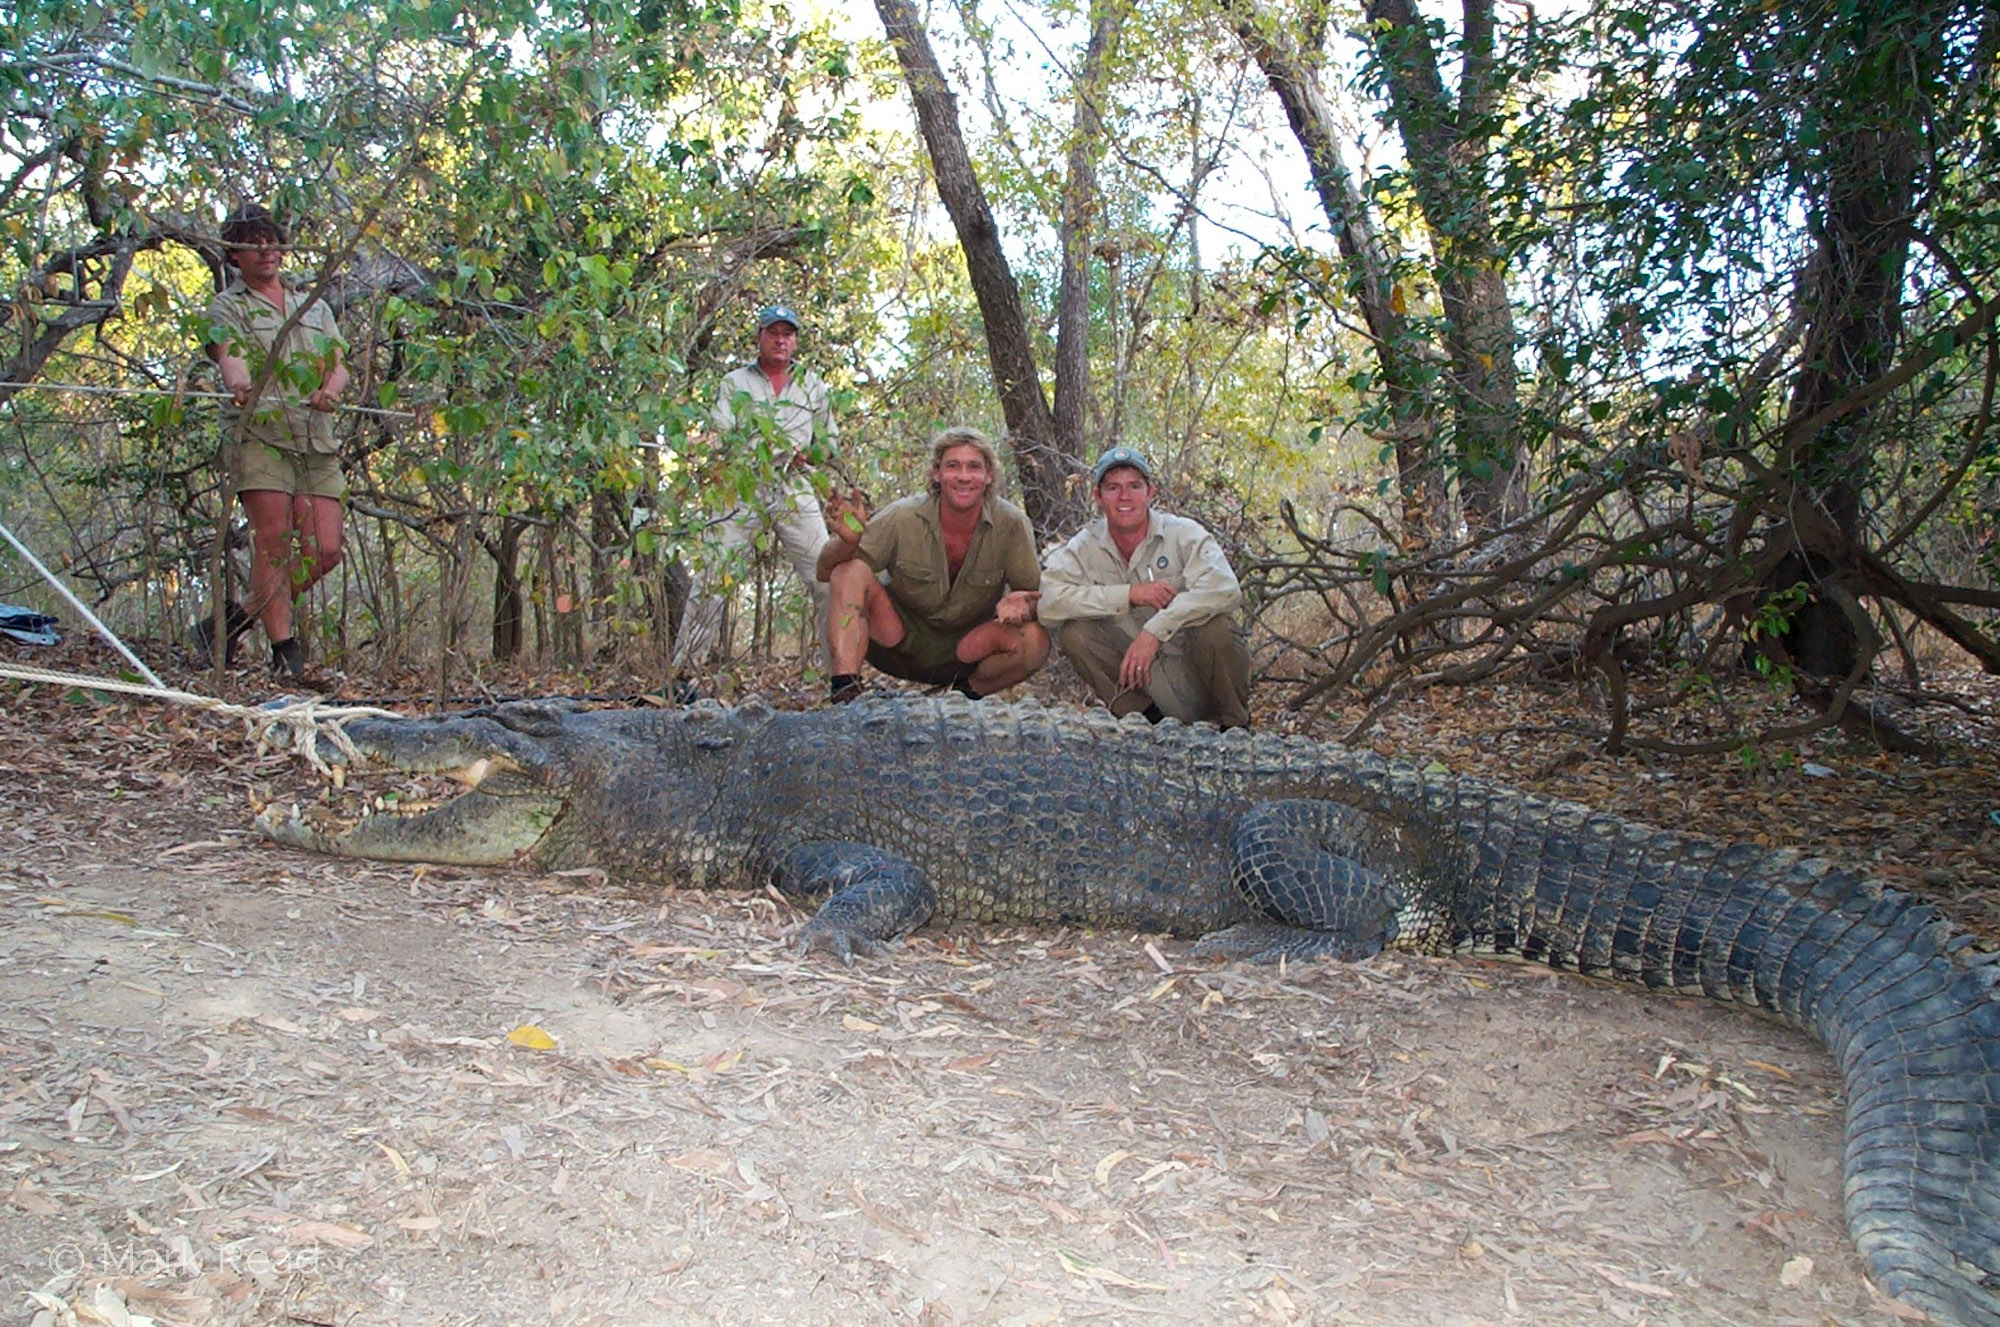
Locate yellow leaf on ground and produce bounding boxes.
[507,1024,557,1050]
[1094,1149,1133,1185]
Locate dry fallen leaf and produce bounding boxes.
[506,1024,557,1050]
[1595,1265,1674,1299]
[9,1176,60,1216]
[287,1220,374,1248]
[1779,1254,1814,1287]
[1055,1248,1167,1292]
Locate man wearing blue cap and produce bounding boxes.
[1039,446,1251,728]
[673,304,837,673]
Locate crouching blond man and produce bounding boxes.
[818,427,1049,703]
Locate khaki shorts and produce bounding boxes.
[867,610,978,685]
[223,440,346,499]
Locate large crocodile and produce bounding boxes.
[260,694,2000,1325]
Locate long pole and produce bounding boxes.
[0,379,415,419]
[0,520,164,689]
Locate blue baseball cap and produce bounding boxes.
[1091,445,1154,485]
[756,304,801,331]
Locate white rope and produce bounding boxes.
[1,506,406,777]
[0,660,403,775]
[0,520,164,688]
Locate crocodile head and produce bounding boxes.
[257,701,578,866]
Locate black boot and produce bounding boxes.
[192,602,253,666]
[270,636,306,679]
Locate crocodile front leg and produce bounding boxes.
[772,841,937,963]
[1193,800,1413,964]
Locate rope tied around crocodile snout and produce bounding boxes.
[247,693,405,775]
[0,660,400,777]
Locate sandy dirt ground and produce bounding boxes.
[6,658,1991,1326]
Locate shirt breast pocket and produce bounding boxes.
[960,568,1003,603]
[895,564,943,606]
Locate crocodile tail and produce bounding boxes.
[1445,785,2000,1324]
[1808,890,2000,1326]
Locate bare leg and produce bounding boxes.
[825,559,905,674]
[238,488,299,643]
[956,620,1050,695]
[290,494,345,598]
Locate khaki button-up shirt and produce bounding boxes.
[205,278,347,454]
[855,493,1041,633]
[1039,510,1241,645]
[712,363,837,460]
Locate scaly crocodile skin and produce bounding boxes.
[260,695,2000,1326]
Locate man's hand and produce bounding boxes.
[306,384,341,412]
[994,589,1040,625]
[1128,579,1177,611]
[827,488,870,544]
[1119,630,1163,690]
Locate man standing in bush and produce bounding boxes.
[673,304,837,677]
[198,202,348,678]
[1039,446,1251,729]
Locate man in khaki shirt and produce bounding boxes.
[1039,446,1251,728]
[674,304,836,677]
[198,202,349,678]
[817,427,1048,703]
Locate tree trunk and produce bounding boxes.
[1054,0,1124,481]
[1766,131,1916,673]
[484,515,529,661]
[1225,0,1444,547]
[873,0,1072,534]
[590,487,623,646]
[1364,0,1522,531]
